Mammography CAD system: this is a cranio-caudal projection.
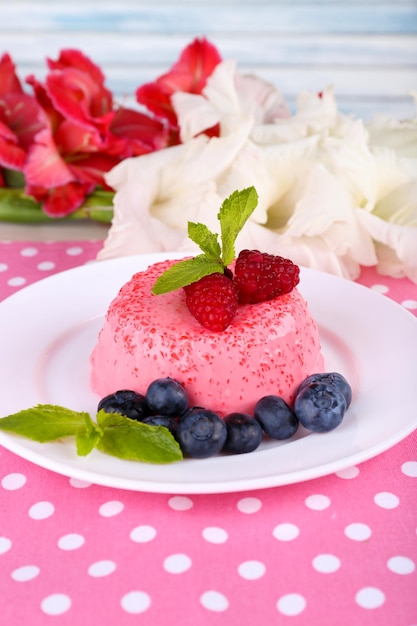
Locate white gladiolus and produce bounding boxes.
[99,62,417,283]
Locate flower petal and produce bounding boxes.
[0,53,24,96]
[24,128,73,187]
[39,181,93,217]
[46,67,114,131]
[100,121,252,260]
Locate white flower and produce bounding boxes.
[356,180,417,282]
[360,98,417,280]
[99,61,417,283]
[172,60,289,142]
[98,119,252,260]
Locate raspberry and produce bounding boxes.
[184,272,239,331]
[234,249,300,304]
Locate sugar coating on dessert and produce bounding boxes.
[90,259,324,415]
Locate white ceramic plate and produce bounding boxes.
[0,253,416,494]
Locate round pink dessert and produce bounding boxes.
[90,259,324,415]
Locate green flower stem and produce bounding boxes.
[0,188,114,224]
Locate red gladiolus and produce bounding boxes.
[45,49,114,133]
[24,50,168,216]
[0,54,45,179]
[0,38,222,217]
[136,37,222,134]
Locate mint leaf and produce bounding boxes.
[0,404,182,464]
[152,187,259,295]
[152,254,224,294]
[96,410,183,464]
[75,413,103,456]
[0,405,88,442]
[218,186,258,265]
[188,222,221,260]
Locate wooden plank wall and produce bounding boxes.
[2,0,417,120]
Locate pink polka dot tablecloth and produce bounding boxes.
[0,239,416,626]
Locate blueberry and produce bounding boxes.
[142,415,178,436]
[97,389,150,421]
[297,372,352,408]
[223,413,263,454]
[294,383,347,433]
[177,408,227,458]
[254,395,298,440]
[145,378,189,417]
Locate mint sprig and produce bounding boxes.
[218,187,259,265]
[0,405,183,464]
[96,410,182,464]
[152,186,258,295]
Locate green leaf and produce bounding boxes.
[218,187,259,264]
[0,187,114,224]
[0,405,88,442]
[75,413,103,456]
[96,411,183,464]
[188,222,221,260]
[152,254,224,294]
[2,168,25,188]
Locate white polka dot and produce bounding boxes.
[88,560,117,577]
[312,554,341,573]
[374,492,399,509]
[168,496,193,511]
[370,284,389,294]
[344,523,372,541]
[202,527,228,544]
[237,497,262,513]
[277,593,307,616]
[0,263,8,272]
[305,494,331,510]
[41,593,72,616]
[37,261,55,271]
[66,246,83,256]
[69,477,92,488]
[121,591,151,614]
[335,466,360,479]
[355,587,385,609]
[57,533,85,550]
[238,560,266,580]
[11,565,40,582]
[98,500,124,517]
[28,501,55,520]
[8,276,26,287]
[130,525,157,543]
[402,299,417,310]
[272,523,300,541]
[401,461,417,477]
[387,556,415,575]
[163,554,192,574]
[1,473,27,490]
[20,247,38,257]
[200,590,229,612]
[0,537,12,554]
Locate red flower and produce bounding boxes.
[0,39,222,216]
[136,37,222,137]
[0,54,45,182]
[24,50,167,216]
[45,49,114,133]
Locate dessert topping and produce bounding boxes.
[152,187,259,296]
[152,186,301,330]
[184,272,239,331]
[234,249,300,304]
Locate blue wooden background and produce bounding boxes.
[2,0,417,120]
